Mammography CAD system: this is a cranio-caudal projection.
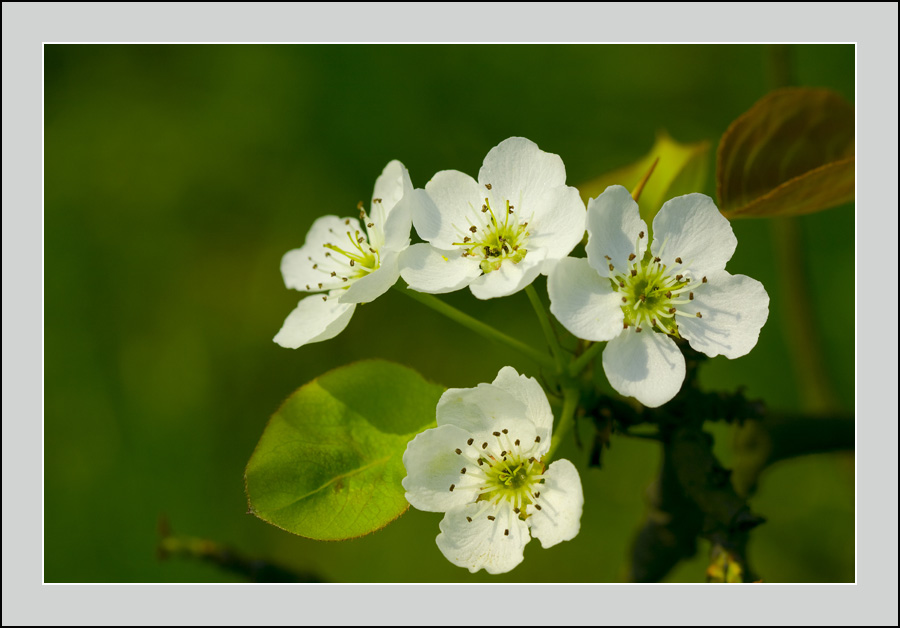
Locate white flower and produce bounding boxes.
[400,137,586,299]
[402,366,584,574]
[274,160,416,349]
[548,185,769,408]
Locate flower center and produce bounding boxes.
[609,250,705,335]
[303,202,386,296]
[450,428,546,517]
[452,194,530,274]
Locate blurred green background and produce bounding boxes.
[44,44,854,583]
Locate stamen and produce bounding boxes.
[455,448,462,455]
[485,183,492,190]
[467,438,474,446]
[449,484,455,492]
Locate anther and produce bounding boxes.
[305,284,311,290]
[322,296,327,301]
[676,274,683,281]
[500,451,507,457]
[357,236,364,244]
[344,218,350,225]
[467,438,474,446]
[639,231,645,239]
[619,281,625,288]
[534,491,540,498]
[461,468,467,474]
[487,515,496,521]
[669,307,676,314]
[689,292,694,300]
[514,439,520,446]
[504,529,509,536]
[628,253,636,261]
[449,484,455,492]
[631,269,638,277]
[485,183,492,190]
[341,277,348,282]
[675,257,683,264]
[636,326,643,333]
[463,237,470,243]
[482,442,488,449]
[702,276,708,283]
[373,198,382,203]
[622,297,627,303]
[651,318,657,326]
[609,264,615,271]
[513,507,520,514]
[477,458,484,466]
[481,205,488,213]
[696,312,703,318]
[623,322,629,329]
[367,222,374,228]
[466,517,472,522]
[455,448,462,455]
[501,429,508,434]
[317,283,323,288]
[330,271,337,277]
[535,504,542,511]
[535,436,541,443]
[493,431,501,437]
[350,260,355,266]
[605,255,611,260]
[654,256,661,263]
[357,201,364,210]
[665,291,672,298]
[469,226,477,233]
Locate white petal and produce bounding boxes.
[490,367,553,450]
[372,159,411,215]
[417,170,484,249]
[524,185,586,262]
[651,194,736,280]
[548,257,624,342]
[273,294,356,349]
[477,137,566,209]
[602,329,685,408]
[338,250,400,304]
[402,424,484,513]
[436,501,530,574]
[677,272,770,359]
[281,215,363,292]
[526,459,584,549]
[585,185,648,278]
[468,253,545,300]
[381,187,418,252]
[436,383,532,436]
[398,243,481,294]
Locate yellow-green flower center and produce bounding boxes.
[610,251,703,335]
[453,196,529,274]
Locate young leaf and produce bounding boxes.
[579,130,711,227]
[245,360,444,541]
[717,88,854,218]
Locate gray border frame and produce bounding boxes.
[4,2,897,625]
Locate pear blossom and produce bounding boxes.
[402,366,584,574]
[400,137,586,299]
[274,160,417,349]
[548,185,769,408]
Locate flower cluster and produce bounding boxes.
[272,137,770,574]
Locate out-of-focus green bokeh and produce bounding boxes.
[44,44,854,583]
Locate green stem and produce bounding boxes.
[394,285,557,371]
[524,284,565,374]
[547,386,580,459]
[568,341,605,377]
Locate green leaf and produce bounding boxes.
[716,87,854,218]
[245,360,444,540]
[580,130,711,227]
